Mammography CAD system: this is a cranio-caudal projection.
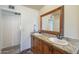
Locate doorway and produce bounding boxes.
[1,10,21,54]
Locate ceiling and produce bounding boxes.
[24,5,44,10]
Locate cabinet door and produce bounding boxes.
[37,39,43,54]
[35,38,40,53]
[31,37,36,53]
[43,43,51,54]
[31,36,43,54]
[35,39,46,54]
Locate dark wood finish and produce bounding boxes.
[31,36,38,53]
[31,35,68,54]
[31,36,43,53]
[60,6,64,35]
[39,16,42,32]
[42,42,51,54]
[40,6,64,35]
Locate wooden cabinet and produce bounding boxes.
[31,36,43,53]
[42,43,51,54]
[31,35,68,54]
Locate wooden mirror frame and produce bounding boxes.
[39,6,64,35]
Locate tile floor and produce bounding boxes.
[1,45,20,54]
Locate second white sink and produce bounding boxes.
[48,37,68,45]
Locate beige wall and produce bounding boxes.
[64,5,79,39]
[0,6,39,51]
[40,5,79,39]
[40,5,62,15]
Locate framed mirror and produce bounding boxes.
[40,6,64,35]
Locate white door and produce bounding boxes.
[2,10,21,48]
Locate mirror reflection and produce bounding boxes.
[42,9,61,32]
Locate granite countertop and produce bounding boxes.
[32,33,79,54]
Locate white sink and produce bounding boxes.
[48,37,68,45]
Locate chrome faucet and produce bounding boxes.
[56,34,64,40]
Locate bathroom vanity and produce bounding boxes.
[31,33,68,54]
[31,33,79,54]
